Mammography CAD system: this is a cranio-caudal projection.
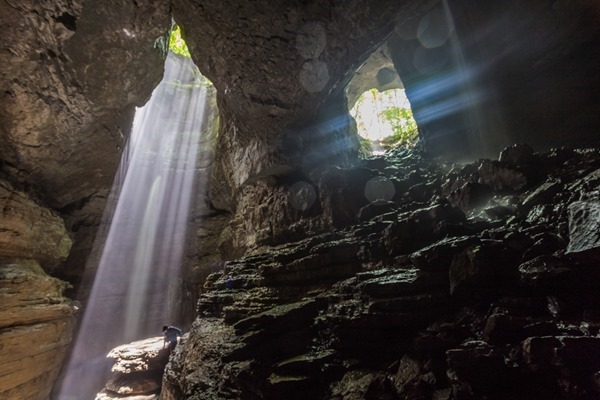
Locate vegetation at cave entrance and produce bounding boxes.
[351,88,419,151]
[169,25,191,58]
[380,106,418,149]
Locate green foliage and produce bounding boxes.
[379,106,419,149]
[351,88,419,152]
[169,25,191,58]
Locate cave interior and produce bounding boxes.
[1,1,600,399]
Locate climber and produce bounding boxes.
[162,325,183,352]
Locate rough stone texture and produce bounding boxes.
[162,319,239,400]
[0,0,172,294]
[95,337,170,400]
[0,179,72,267]
[346,46,403,109]
[0,1,171,398]
[0,259,76,400]
[162,146,600,399]
[567,200,600,256]
[0,179,76,399]
[0,0,170,208]
[172,0,438,213]
[180,213,231,328]
[223,166,383,255]
[1,0,600,399]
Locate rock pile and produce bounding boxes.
[164,144,600,399]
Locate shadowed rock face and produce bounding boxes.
[388,0,600,159]
[163,146,600,400]
[0,0,172,299]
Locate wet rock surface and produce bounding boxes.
[164,145,600,399]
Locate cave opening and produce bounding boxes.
[350,87,418,155]
[55,24,218,400]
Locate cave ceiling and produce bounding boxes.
[0,0,439,214]
[172,0,436,139]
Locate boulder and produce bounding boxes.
[449,241,518,296]
[499,144,535,165]
[567,200,600,258]
[477,161,528,192]
[448,182,493,211]
[446,341,507,392]
[96,337,171,399]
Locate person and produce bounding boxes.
[162,325,182,352]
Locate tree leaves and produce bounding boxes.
[169,25,191,58]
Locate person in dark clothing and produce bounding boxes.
[162,325,182,352]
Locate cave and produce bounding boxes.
[1,1,599,400]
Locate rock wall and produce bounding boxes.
[0,0,171,294]
[172,0,438,212]
[0,0,170,209]
[175,0,600,254]
[0,179,75,399]
[0,0,171,398]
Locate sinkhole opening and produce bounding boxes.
[350,87,419,155]
[169,24,191,58]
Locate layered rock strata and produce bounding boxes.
[0,180,76,400]
[163,145,600,399]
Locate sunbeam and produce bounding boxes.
[56,51,215,400]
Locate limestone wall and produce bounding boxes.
[0,180,75,400]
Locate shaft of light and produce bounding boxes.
[56,51,211,400]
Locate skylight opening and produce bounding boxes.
[169,25,191,58]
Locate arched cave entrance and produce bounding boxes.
[346,44,419,156]
[350,88,418,154]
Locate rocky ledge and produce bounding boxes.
[96,337,173,400]
[163,144,600,400]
